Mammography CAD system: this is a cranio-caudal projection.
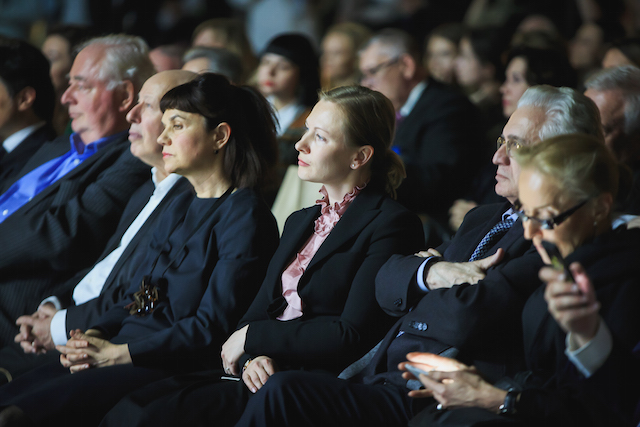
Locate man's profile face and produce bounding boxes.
[492,105,546,203]
[60,44,124,144]
[359,42,406,110]
[584,88,627,161]
[0,81,16,139]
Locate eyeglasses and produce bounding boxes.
[513,199,589,229]
[496,136,525,157]
[361,57,400,81]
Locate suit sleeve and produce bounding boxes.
[0,147,149,277]
[243,209,424,372]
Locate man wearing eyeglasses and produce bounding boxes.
[231,86,606,427]
[359,28,484,246]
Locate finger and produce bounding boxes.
[475,248,504,269]
[228,362,239,376]
[261,361,276,377]
[406,352,467,371]
[243,371,259,393]
[255,366,271,387]
[407,389,435,399]
[38,304,57,316]
[415,251,430,258]
[538,266,566,283]
[547,294,591,313]
[69,363,91,373]
[19,340,36,353]
[15,315,35,327]
[427,248,442,257]
[570,262,596,301]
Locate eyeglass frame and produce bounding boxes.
[496,136,526,157]
[360,57,401,82]
[513,199,590,230]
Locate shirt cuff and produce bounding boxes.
[51,309,69,346]
[40,296,62,311]
[565,319,612,378]
[416,256,442,292]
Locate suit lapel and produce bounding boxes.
[269,206,320,277]
[456,202,511,261]
[305,189,382,273]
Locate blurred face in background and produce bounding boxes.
[257,53,300,102]
[426,35,458,84]
[455,37,483,88]
[321,32,355,83]
[42,34,72,94]
[500,57,529,117]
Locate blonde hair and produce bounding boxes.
[319,85,406,198]
[514,133,619,205]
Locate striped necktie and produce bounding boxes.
[469,217,514,261]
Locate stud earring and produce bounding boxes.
[351,163,356,169]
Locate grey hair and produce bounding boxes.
[182,46,243,82]
[585,65,640,137]
[359,28,421,63]
[517,85,604,142]
[75,34,155,91]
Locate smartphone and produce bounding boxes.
[404,363,430,379]
[541,240,574,281]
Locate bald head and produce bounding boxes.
[127,70,196,174]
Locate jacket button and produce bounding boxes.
[394,298,402,307]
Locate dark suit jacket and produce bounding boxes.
[92,188,279,372]
[238,187,424,374]
[0,123,57,188]
[515,227,640,426]
[366,202,544,387]
[59,176,194,334]
[394,78,485,225]
[0,133,149,348]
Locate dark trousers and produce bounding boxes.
[0,361,168,426]
[235,371,416,427]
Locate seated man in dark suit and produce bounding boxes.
[0,38,57,186]
[231,86,605,427]
[0,34,155,349]
[585,65,640,216]
[0,70,197,380]
[359,28,485,245]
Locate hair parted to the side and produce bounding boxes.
[514,133,620,206]
[319,85,405,198]
[517,85,604,142]
[76,34,155,91]
[160,73,277,189]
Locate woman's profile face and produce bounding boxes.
[455,37,483,88]
[295,100,359,186]
[158,108,218,176]
[518,167,595,259]
[500,57,529,118]
[426,36,458,84]
[257,53,300,100]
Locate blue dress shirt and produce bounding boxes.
[0,131,127,223]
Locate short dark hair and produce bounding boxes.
[506,45,577,88]
[0,37,55,122]
[160,73,278,189]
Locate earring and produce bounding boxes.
[351,163,356,169]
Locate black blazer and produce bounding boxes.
[0,133,149,348]
[0,123,57,188]
[368,202,544,386]
[238,187,424,374]
[394,78,485,223]
[60,177,194,334]
[515,227,640,426]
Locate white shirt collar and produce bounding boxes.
[151,167,181,191]
[2,122,46,153]
[399,81,428,118]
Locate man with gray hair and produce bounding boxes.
[359,28,484,245]
[0,34,154,349]
[232,85,605,427]
[585,65,640,214]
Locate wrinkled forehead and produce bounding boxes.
[502,105,546,144]
[70,45,109,82]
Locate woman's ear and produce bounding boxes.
[351,145,374,169]
[212,122,232,152]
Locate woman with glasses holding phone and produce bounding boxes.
[402,134,640,427]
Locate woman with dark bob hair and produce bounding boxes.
[403,134,640,427]
[100,85,425,426]
[0,73,280,426]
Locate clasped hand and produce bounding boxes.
[221,324,248,376]
[56,329,131,373]
[420,249,504,290]
[15,303,57,354]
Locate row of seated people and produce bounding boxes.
[0,33,637,427]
